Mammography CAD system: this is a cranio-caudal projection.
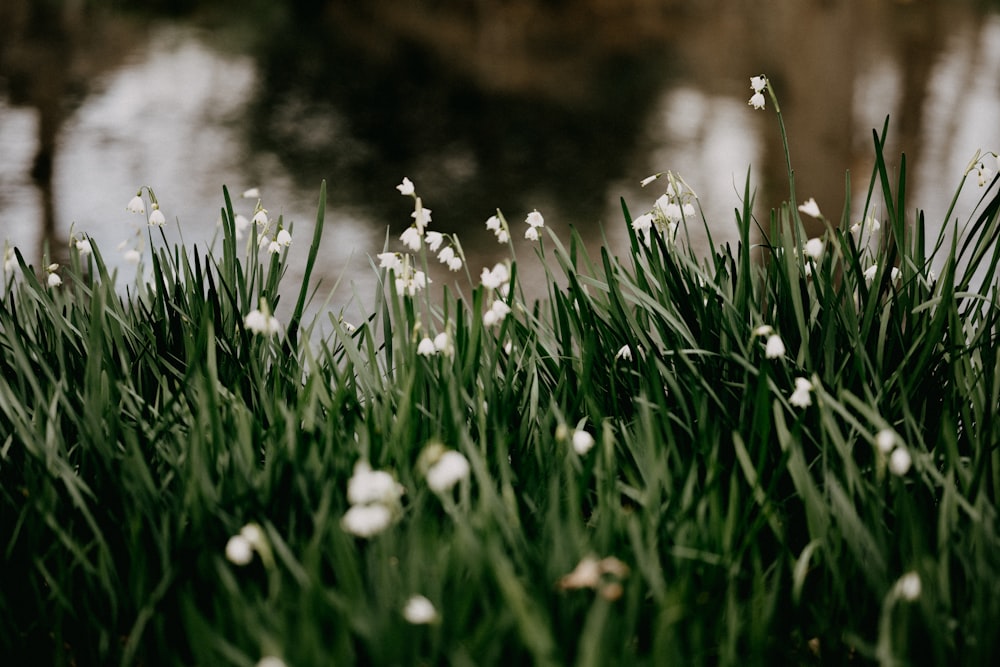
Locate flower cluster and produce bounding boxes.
[225,522,271,567]
[45,263,61,288]
[396,178,464,272]
[524,210,545,241]
[789,376,814,408]
[378,251,430,296]
[875,429,912,476]
[341,461,404,538]
[748,75,767,110]
[485,213,509,244]
[418,442,471,494]
[126,187,166,226]
[753,325,786,360]
[417,328,454,358]
[556,423,596,455]
[480,263,512,328]
[631,173,696,242]
[557,554,630,601]
[245,300,282,337]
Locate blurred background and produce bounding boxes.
[2,0,999,316]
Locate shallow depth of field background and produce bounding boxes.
[2,0,999,304]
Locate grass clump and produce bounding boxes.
[2,77,1000,666]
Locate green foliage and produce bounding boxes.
[2,102,1000,666]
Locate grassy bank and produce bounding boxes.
[2,78,999,666]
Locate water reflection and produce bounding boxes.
[2,0,999,318]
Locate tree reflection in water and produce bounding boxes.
[1,0,999,305]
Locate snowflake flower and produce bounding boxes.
[400,226,422,251]
[397,177,415,196]
[897,572,921,601]
[803,238,824,260]
[875,429,895,455]
[411,199,431,234]
[480,264,509,290]
[889,447,912,476]
[798,198,822,219]
[433,331,454,357]
[417,337,436,356]
[748,91,765,110]
[485,215,501,232]
[631,213,654,239]
[525,210,545,228]
[3,245,17,274]
[146,204,165,226]
[378,252,403,273]
[403,595,438,625]
[640,174,659,187]
[245,304,282,337]
[750,75,767,93]
[615,344,633,361]
[572,429,595,455]
[525,227,540,241]
[234,214,250,239]
[789,377,813,408]
[486,213,510,244]
[225,534,254,565]
[426,449,471,493]
[242,187,261,199]
[253,207,269,227]
[47,269,62,288]
[395,267,429,296]
[425,231,444,251]
[347,462,403,506]
[976,161,994,187]
[126,193,145,214]
[764,334,786,359]
[276,229,292,247]
[341,504,394,538]
[482,299,511,328]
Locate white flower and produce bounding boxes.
[897,572,921,601]
[798,198,822,219]
[525,210,545,228]
[378,252,403,272]
[640,174,658,187]
[411,200,432,233]
[864,264,901,285]
[789,377,813,408]
[276,229,292,247]
[147,205,165,226]
[433,331,453,357]
[397,177,415,196]
[447,256,463,271]
[239,523,265,549]
[255,657,288,667]
[485,215,501,232]
[875,429,895,455]
[976,162,994,187]
[225,534,254,565]
[889,447,912,476]
[750,75,767,93]
[615,344,633,361]
[403,595,438,624]
[245,308,282,337]
[124,248,141,264]
[242,187,261,199]
[481,264,509,290]
[401,226,422,251]
[341,503,394,538]
[753,325,774,337]
[75,238,92,256]
[3,246,16,274]
[525,226,539,241]
[631,213,654,238]
[852,212,881,235]
[347,462,403,506]
[748,91,766,110]
[253,208,269,227]
[234,214,250,239]
[572,430,595,455]
[496,229,510,244]
[47,272,62,288]
[483,309,499,328]
[126,194,145,214]
[426,450,471,493]
[417,337,436,356]
[483,299,511,328]
[425,231,444,251]
[765,334,786,359]
[268,240,282,255]
[803,238,824,260]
